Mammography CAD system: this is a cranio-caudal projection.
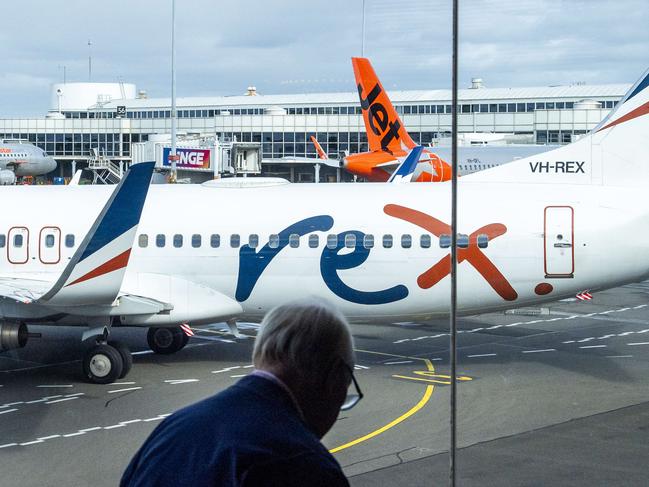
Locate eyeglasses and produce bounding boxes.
[339,361,364,411]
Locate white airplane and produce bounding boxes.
[1,65,648,384]
[0,140,57,184]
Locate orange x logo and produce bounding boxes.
[384,204,518,301]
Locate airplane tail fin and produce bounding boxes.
[466,66,649,187]
[388,146,424,183]
[352,57,416,153]
[310,136,329,160]
[39,162,155,306]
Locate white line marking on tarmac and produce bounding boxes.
[0,443,17,449]
[36,384,73,388]
[131,350,154,355]
[119,419,142,425]
[26,395,61,404]
[63,432,85,438]
[37,435,60,441]
[64,393,85,398]
[579,345,607,349]
[79,427,102,433]
[1,401,23,408]
[113,382,136,385]
[522,349,556,354]
[108,387,142,394]
[384,360,413,365]
[0,408,18,415]
[354,365,369,370]
[606,355,633,358]
[467,353,497,358]
[46,397,79,404]
[164,379,199,385]
[20,440,43,446]
[230,374,246,378]
[212,366,241,374]
[628,342,649,346]
[103,424,125,430]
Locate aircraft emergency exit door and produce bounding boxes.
[544,206,574,278]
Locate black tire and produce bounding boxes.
[82,344,124,384]
[147,327,187,355]
[109,341,133,379]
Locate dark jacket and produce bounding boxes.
[121,374,349,487]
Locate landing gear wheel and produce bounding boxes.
[82,344,124,384]
[147,327,188,355]
[109,341,133,379]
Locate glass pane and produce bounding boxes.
[268,234,279,249]
[65,234,75,248]
[192,234,201,248]
[420,234,431,248]
[173,234,183,248]
[156,234,165,247]
[230,234,240,248]
[308,234,319,248]
[382,234,393,248]
[45,234,55,248]
[363,234,374,249]
[289,234,300,248]
[248,234,259,249]
[210,234,220,248]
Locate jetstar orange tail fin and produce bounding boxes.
[352,57,415,153]
[310,136,328,160]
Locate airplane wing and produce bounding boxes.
[0,276,54,304]
[0,162,155,307]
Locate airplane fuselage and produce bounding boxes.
[1,181,646,326]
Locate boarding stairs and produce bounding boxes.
[87,148,122,184]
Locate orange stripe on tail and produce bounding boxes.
[65,249,132,287]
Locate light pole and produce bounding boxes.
[169,0,178,183]
[87,40,92,82]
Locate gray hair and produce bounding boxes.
[253,298,354,377]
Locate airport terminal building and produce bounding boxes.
[0,79,628,181]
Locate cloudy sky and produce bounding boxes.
[0,0,647,117]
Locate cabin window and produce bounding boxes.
[13,234,23,248]
[192,234,201,248]
[210,234,220,248]
[0,234,5,248]
[401,234,412,249]
[138,234,148,248]
[65,234,75,248]
[327,234,338,249]
[439,234,451,248]
[458,234,469,249]
[363,234,374,249]
[345,234,356,248]
[308,234,319,248]
[173,234,183,248]
[382,234,393,248]
[477,234,489,249]
[230,234,240,248]
[156,234,166,247]
[289,234,300,248]
[45,234,55,248]
[420,234,432,248]
[268,234,279,249]
[248,234,259,249]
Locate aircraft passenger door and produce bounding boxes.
[39,227,61,264]
[544,206,574,278]
[7,227,29,264]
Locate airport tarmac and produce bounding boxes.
[2,283,649,486]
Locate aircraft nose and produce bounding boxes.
[47,157,58,172]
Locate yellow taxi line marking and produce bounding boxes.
[329,349,435,454]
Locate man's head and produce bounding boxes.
[253,298,355,439]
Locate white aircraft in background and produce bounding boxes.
[1,63,649,384]
[0,140,57,184]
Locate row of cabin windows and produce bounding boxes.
[138,233,489,250]
[0,234,75,248]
